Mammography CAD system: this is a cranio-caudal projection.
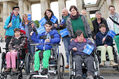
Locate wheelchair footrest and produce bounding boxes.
[32,74,48,78]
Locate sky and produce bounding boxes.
[31,0,97,21]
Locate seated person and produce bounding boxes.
[4,28,26,73]
[96,24,118,66]
[31,21,60,75]
[69,30,96,79]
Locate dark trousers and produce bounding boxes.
[5,36,12,52]
[73,55,94,76]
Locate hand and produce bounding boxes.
[94,35,96,39]
[102,37,106,43]
[72,47,77,51]
[70,38,74,41]
[30,32,34,36]
[45,39,50,42]
[54,24,57,28]
[104,44,107,47]
[84,45,86,49]
[8,22,12,27]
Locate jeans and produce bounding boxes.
[62,36,70,64]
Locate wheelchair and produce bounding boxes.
[0,33,31,79]
[27,43,64,79]
[96,45,119,71]
[69,50,104,79]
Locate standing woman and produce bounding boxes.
[66,5,91,38]
[19,14,37,56]
[39,9,58,29]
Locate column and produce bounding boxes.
[41,0,50,18]
[3,1,8,23]
[76,0,83,11]
[58,0,66,20]
[107,0,112,6]
[18,0,24,17]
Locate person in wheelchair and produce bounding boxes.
[69,30,96,79]
[96,24,118,66]
[4,28,26,73]
[31,21,60,75]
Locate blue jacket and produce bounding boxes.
[69,38,96,56]
[4,14,21,36]
[31,30,60,50]
[96,32,113,46]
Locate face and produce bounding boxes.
[99,27,106,33]
[23,16,28,22]
[109,7,115,14]
[81,10,87,16]
[96,13,101,19]
[45,24,52,32]
[62,10,68,17]
[14,31,20,37]
[77,33,84,42]
[70,8,77,16]
[13,8,19,16]
[46,11,52,18]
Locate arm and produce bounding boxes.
[96,34,103,46]
[4,16,10,29]
[8,37,14,50]
[69,41,76,51]
[50,30,60,44]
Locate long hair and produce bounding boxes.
[44,9,54,20]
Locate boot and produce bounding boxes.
[100,61,105,66]
[110,60,118,66]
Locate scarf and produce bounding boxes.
[70,12,79,20]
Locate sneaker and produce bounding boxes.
[4,68,10,72]
[99,61,105,67]
[41,68,48,75]
[86,75,94,79]
[12,68,17,73]
[110,61,118,66]
[65,65,69,69]
[31,71,39,75]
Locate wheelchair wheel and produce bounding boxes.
[0,52,6,73]
[0,52,2,72]
[17,73,23,79]
[57,53,64,79]
[25,53,31,75]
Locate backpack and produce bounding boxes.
[9,12,21,24]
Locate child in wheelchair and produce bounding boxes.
[69,30,96,79]
[96,24,118,66]
[4,28,26,73]
[31,21,60,75]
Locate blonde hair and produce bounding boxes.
[22,14,29,23]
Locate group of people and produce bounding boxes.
[3,4,119,79]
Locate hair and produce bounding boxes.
[13,6,19,10]
[44,9,54,17]
[45,21,53,26]
[99,24,106,28]
[69,5,78,12]
[75,30,83,36]
[22,14,29,23]
[14,28,20,32]
[95,11,101,15]
[109,5,115,9]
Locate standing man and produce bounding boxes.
[59,8,70,68]
[4,6,21,51]
[107,5,119,34]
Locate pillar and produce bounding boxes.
[18,0,24,17]
[58,0,66,20]
[76,0,83,11]
[3,1,8,23]
[41,0,50,18]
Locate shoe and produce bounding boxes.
[86,75,94,79]
[110,60,118,66]
[65,65,69,69]
[12,68,17,73]
[99,61,105,67]
[76,75,83,79]
[4,68,10,72]
[41,68,48,75]
[31,71,39,75]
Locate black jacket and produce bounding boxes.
[92,18,109,38]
